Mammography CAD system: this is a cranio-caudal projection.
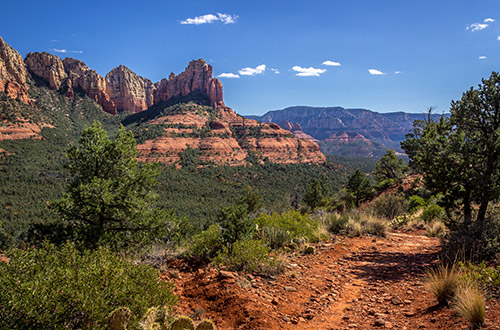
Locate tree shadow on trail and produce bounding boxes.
[346,249,440,283]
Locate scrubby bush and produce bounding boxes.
[421,204,445,223]
[370,193,408,220]
[408,195,426,213]
[188,224,224,260]
[0,242,177,330]
[254,210,321,243]
[325,213,350,234]
[443,207,500,262]
[214,239,283,275]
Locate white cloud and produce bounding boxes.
[479,56,487,60]
[368,69,385,75]
[394,71,401,74]
[484,18,495,23]
[51,48,83,54]
[322,60,341,66]
[466,23,489,31]
[180,13,238,25]
[292,66,326,77]
[271,68,280,74]
[238,64,266,76]
[217,73,240,79]
[497,36,500,41]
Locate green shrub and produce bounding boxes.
[370,193,408,220]
[214,239,283,275]
[408,195,426,213]
[325,213,350,234]
[0,242,177,330]
[218,204,254,246]
[421,204,445,223]
[460,261,500,289]
[188,224,224,260]
[254,210,320,243]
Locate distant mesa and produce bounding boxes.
[248,106,446,157]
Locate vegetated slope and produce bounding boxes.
[247,106,447,157]
[167,231,500,330]
[0,85,341,247]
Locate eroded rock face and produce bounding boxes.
[62,58,117,115]
[154,59,224,108]
[0,37,30,103]
[136,105,326,166]
[25,52,67,90]
[105,65,155,113]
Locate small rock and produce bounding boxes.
[282,315,291,322]
[374,319,385,326]
[219,270,235,279]
[284,286,297,292]
[391,297,403,305]
[404,311,416,317]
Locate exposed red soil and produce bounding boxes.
[164,231,500,330]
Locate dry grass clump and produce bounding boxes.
[426,263,462,305]
[344,213,389,238]
[426,220,447,238]
[452,284,485,329]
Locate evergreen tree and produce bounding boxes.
[373,149,407,184]
[303,179,324,209]
[402,72,500,226]
[347,169,372,206]
[51,122,175,250]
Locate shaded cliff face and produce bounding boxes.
[0,37,30,103]
[105,65,156,113]
[132,103,325,166]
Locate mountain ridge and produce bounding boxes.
[0,36,325,166]
[247,106,446,157]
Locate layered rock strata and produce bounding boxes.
[0,37,30,103]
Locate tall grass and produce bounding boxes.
[426,263,462,305]
[452,284,485,329]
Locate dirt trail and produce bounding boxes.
[164,231,500,329]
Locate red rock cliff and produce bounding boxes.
[0,37,30,103]
[154,59,224,108]
[105,65,155,113]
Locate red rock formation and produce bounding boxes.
[105,65,155,113]
[154,59,224,108]
[136,106,326,166]
[0,37,30,103]
[25,52,67,90]
[62,58,117,115]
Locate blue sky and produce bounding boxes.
[1,0,499,115]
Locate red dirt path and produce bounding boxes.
[163,231,500,329]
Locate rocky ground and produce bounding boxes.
[163,230,500,330]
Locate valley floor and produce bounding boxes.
[164,231,500,330]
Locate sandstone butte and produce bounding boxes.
[0,35,325,165]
